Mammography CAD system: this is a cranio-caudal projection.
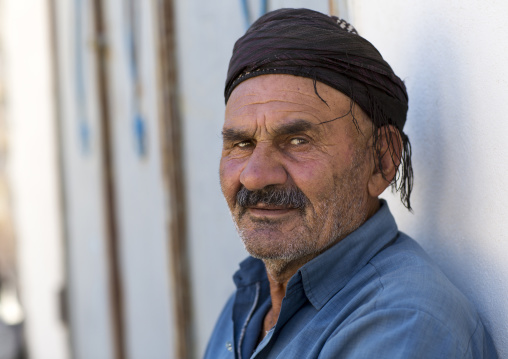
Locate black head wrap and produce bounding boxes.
[225,8,413,210]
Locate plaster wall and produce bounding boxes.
[101,0,175,357]
[2,0,69,358]
[53,1,116,357]
[348,1,508,357]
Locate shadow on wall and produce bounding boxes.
[404,6,503,351]
[405,11,463,258]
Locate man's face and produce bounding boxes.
[220,74,374,264]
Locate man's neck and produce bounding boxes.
[260,255,316,336]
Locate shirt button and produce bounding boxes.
[226,341,233,352]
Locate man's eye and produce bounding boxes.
[289,138,307,145]
[235,140,252,148]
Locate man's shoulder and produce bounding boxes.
[320,232,497,358]
[366,232,480,337]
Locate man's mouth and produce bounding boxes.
[247,203,293,210]
[242,204,299,218]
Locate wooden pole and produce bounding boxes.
[91,2,126,359]
[329,0,337,16]
[156,0,194,358]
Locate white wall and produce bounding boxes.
[55,0,177,357]
[102,0,175,357]
[54,1,116,357]
[2,0,69,358]
[350,1,508,357]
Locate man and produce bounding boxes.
[205,8,497,359]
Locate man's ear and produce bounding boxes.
[368,125,402,197]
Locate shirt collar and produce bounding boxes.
[233,255,267,288]
[232,200,399,309]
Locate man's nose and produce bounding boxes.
[239,145,287,191]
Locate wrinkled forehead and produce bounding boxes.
[225,74,353,119]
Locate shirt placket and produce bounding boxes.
[233,281,262,359]
[251,281,308,359]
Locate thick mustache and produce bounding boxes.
[236,185,309,208]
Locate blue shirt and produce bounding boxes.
[205,201,498,359]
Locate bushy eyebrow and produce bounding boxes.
[271,119,316,137]
[222,119,318,143]
[221,128,253,143]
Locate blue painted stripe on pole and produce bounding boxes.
[74,0,91,154]
[125,0,146,158]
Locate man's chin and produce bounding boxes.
[245,248,301,262]
[241,235,314,262]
